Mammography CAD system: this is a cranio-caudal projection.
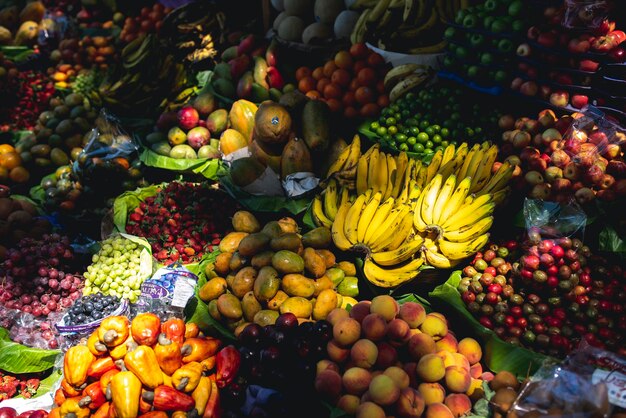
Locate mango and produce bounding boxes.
[231,267,257,298]
[337,276,359,297]
[303,247,326,278]
[336,260,357,276]
[278,217,299,234]
[281,274,315,298]
[312,289,337,320]
[220,46,238,63]
[253,309,279,326]
[252,56,269,89]
[313,276,334,296]
[267,290,289,311]
[216,293,243,320]
[213,78,236,99]
[198,277,227,302]
[279,296,312,318]
[228,252,248,272]
[241,291,262,322]
[325,267,345,286]
[236,71,254,99]
[219,129,248,156]
[214,252,233,276]
[316,249,336,268]
[261,221,283,239]
[206,109,228,135]
[213,62,232,80]
[208,299,221,321]
[251,251,274,269]
[238,233,270,257]
[250,83,270,103]
[270,232,302,253]
[219,231,249,253]
[231,210,261,233]
[302,226,332,249]
[253,266,280,302]
[271,250,304,274]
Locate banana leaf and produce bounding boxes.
[599,225,626,257]
[357,120,435,164]
[140,149,226,180]
[112,183,162,232]
[429,271,552,377]
[0,46,35,63]
[0,328,60,374]
[219,174,313,215]
[302,201,317,231]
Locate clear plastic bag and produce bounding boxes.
[135,264,198,320]
[38,11,71,48]
[523,198,587,242]
[562,0,610,30]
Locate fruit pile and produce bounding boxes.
[315,296,488,418]
[0,234,83,318]
[295,44,389,118]
[367,86,500,154]
[63,293,121,326]
[0,193,51,257]
[201,211,358,331]
[51,315,231,418]
[222,313,334,416]
[0,143,29,185]
[458,237,625,356]
[82,235,150,303]
[49,35,116,76]
[37,165,84,212]
[0,2,46,47]
[119,4,169,44]
[212,36,290,103]
[0,70,56,132]
[125,182,237,265]
[499,109,626,203]
[0,371,40,400]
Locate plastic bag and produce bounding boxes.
[512,343,624,417]
[562,0,610,29]
[136,264,199,320]
[523,198,587,242]
[38,11,71,48]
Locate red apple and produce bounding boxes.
[520,81,538,96]
[564,162,580,180]
[520,146,541,161]
[614,179,626,196]
[553,178,572,192]
[571,95,589,109]
[538,109,557,128]
[555,73,573,85]
[579,59,600,72]
[606,160,626,177]
[513,130,532,148]
[596,189,616,201]
[603,143,622,160]
[575,187,595,204]
[528,156,548,172]
[599,174,616,190]
[586,163,605,184]
[555,116,573,135]
[525,171,544,185]
[568,38,591,54]
[530,183,551,199]
[538,32,557,48]
[549,91,570,107]
[550,149,571,168]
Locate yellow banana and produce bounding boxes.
[407,180,421,206]
[456,143,480,180]
[356,156,369,195]
[391,152,409,199]
[480,162,514,196]
[426,150,443,184]
[323,179,338,220]
[443,216,493,243]
[412,183,429,232]
[371,235,424,266]
[373,151,388,195]
[440,144,456,167]
[364,197,395,245]
[368,205,409,249]
[312,196,333,228]
[384,154,397,200]
[432,174,457,225]
[344,134,362,170]
[491,188,509,205]
[438,233,490,260]
[326,143,351,177]
[371,208,412,252]
[331,199,353,251]
[424,248,456,269]
[442,195,494,231]
[344,191,370,246]
[469,145,498,194]
[363,257,424,288]
[439,176,472,224]
[420,174,442,226]
[367,147,380,191]
[463,143,488,184]
[357,191,382,244]
[382,211,415,251]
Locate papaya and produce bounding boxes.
[280,136,312,179]
[237,233,270,257]
[281,274,315,298]
[19,2,44,23]
[0,26,11,45]
[269,232,302,253]
[301,100,330,151]
[253,102,292,147]
[231,267,257,298]
[14,20,38,46]
[279,297,312,319]
[279,90,308,123]
[231,211,261,233]
[230,157,266,188]
[198,277,228,302]
[214,252,233,276]
[315,249,336,268]
[261,221,283,239]
[219,129,248,156]
[241,291,262,322]
[218,232,249,253]
[249,140,281,174]
[251,251,274,269]
[267,290,289,311]
[228,100,258,143]
[312,289,338,320]
[303,247,326,278]
[272,250,304,274]
[216,293,242,320]
[253,310,279,326]
[302,227,332,249]
[253,266,280,302]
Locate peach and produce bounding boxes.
[403,362,418,388]
[425,403,454,418]
[369,374,400,406]
[375,341,398,369]
[356,402,385,418]
[360,391,372,403]
[399,301,427,328]
[336,394,360,414]
[452,353,470,372]
[435,333,458,353]
[362,313,388,341]
[396,387,425,418]
[333,318,361,346]
[481,371,494,382]
[351,339,378,369]
[420,314,448,340]
[369,295,399,321]
[418,383,446,405]
[445,394,472,417]
[349,301,371,323]
[469,363,483,379]
[327,339,350,363]
[416,354,446,383]
[457,338,482,364]
[445,366,471,393]
[316,359,339,375]
[383,366,410,390]
[436,350,456,368]
[387,318,411,346]
[466,378,485,401]
[315,369,342,401]
[326,308,350,326]
[342,367,372,395]
[407,333,436,360]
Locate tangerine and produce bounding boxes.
[326,98,343,113]
[355,86,374,105]
[342,91,356,107]
[0,152,22,170]
[375,80,386,94]
[344,106,358,118]
[367,53,385,67]
[331,69,351,87]
[360,103,380,118]
[334,51,354,70]
[296,66,312,81]
[323,61,338,77]
[306,90,321,100]
[349,79,360,91]
[317,78,331,93]
[0,144,15,154]
[312,67,324,80]
[353,60,367,74]
[323,83,342,100]
[350,43,369,59]
[9,166,29,183]
[298,76,316,93]
[377,94,390,108]
[357,67,377,86]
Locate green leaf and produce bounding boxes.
[429,271,552,378]
[599,225,626,255]
[395,293,432,311]
[0,328,60,374]
[196,71,213,89]
[469,398,491,418]
[140,149,226,180]
[29,173,56,206]
[0,46,34,63]
[302,202,317,231]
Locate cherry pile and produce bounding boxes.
[125,182,237,265]
[0,234,84,319]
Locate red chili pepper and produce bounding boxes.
[215,346,241,389]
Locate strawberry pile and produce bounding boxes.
[0,372,40,400]
[0,70,56,132]
[125,182,238,265]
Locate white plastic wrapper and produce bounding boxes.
[282,172,319,197]
[241,166,285,197]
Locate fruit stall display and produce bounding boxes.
[0,0,625,417]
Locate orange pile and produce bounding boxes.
[0,144,29,183]
[296,43,390,119]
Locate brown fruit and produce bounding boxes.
[254,102,292,147]
[232,211,261,233]
[490,371,520,391]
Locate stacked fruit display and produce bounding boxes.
[458,236,625,357]
[211,36,291,103]
[0,1,46,46]
[50,36,117,74]
[0,143,30,185]
[294,43,389,118]
[0,193,51,256]
[201,211,359,332]
[498,110,626,203]
[118,4,170,44]
[124,182,238,265]
[0,70,56,133]
[62,293,122,325]
[82,235,151,303]
[37,165,85,212]
[0,234,83,320]
[315,296,489,418]
[51,314,231,418]
[367,85,501,153]
[272,0,357,45]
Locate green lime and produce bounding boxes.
[417,132,429,143]
[409,126,420,136]
[396,133,407,143]
[379,116,386,125]
[440,127,450,138]
[385,117,396,126]
[425,126,435,137]
[432,134,443,144]
[405,92,415,100]
[441,140,449,147]
[419,120,430,130]
[407,136,417,146]
[451,113,460,121]
[465,127,475,137]
[406,118,418,127]
[431,124,441,133]
[423,148,434,155]
[370,121,380,131]
[401,110,410,119]
[394,113,402,121]
[475,127,483,135]
[376,127,387,136]
[382,134,392,142]
[390,141,397,148]
[425,140,434,149]
[399,143,409,151]
[413,143,425,153]
[387,126,398,135]
[390,104,400,112]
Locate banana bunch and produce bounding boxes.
[350,0,467,53]
[312,179,351,229]
[325,135,362,189]
[414,174,493,269]
[383,63,434,102]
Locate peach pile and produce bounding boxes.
[314,295,490,418]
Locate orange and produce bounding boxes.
[0,167,8,181]
[377,94,390,108]
[323,61,338,78]
[305,90,321,100]
[331,69,351,87]
[353,60,367,74]
[360,103,380,118]
[9,166,29,183]
[334,51,354,70]
[342,91,356,107]
[367,53,385,67]
[323,83,342,100]
[114,157,130,170]
[376,80,386,94]
[298,76,316,93]
[344,106,358,118]
[350,43,369,59]
[348,79,360,91]
[326,98,343,113]
[357,67,377,86]
[0,144,15,154]
[0,152,22,170]
[316,78,331,93]
[295,66,312,81]
[312,67,324,80]
[355,86,374,105]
